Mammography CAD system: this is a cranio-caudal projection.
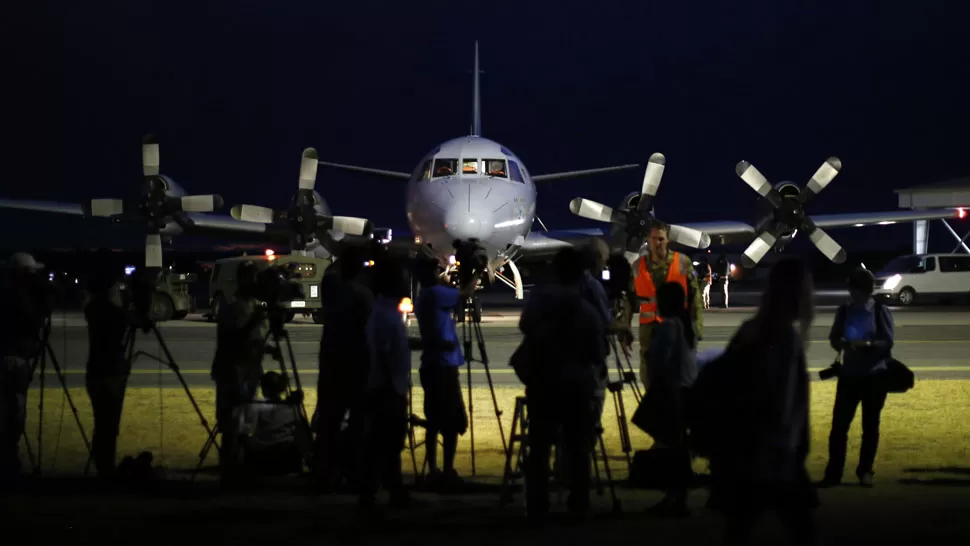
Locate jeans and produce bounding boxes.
[0,356,29,480]
[824,373,888,480]
[86,374,127,477]
[525,387,595,519]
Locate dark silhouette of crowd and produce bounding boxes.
[0,230,905,544]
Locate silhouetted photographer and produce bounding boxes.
[819,267,895,488]
[0,253,49,486]
[211,260,267,483]
[83,265,137,478]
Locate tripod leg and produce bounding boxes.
[36,349,45,475]
[472,321,508,458]
[45,343,93,473]
[597,431,621,512]
[151,326,218,443]
[280,331,311,425]
[463,320,476,477]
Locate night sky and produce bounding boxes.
[4,1,968,253]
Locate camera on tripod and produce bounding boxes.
[119,267,158,327]
[253,262,305,330]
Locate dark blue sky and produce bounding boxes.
[4,1,968,252]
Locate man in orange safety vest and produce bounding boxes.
[618,221,704,388]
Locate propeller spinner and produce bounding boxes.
[230,148,373,252]
[735,157,845,268]
[569,153,711,253]
[88,135,224,268]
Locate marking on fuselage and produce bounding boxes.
[446,187,455,200]
[468,184,471,213]
[484,187,493,201]
[493,202,508,213]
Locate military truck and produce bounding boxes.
[114,266,197,322]
[208,252,332,323]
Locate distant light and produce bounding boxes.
[448,255,456,265]
[854,223,865,227]
[729,263,736,273]
[877,221,896,225]
[265,249,274,256]
[398,297,414,314]
[958,207,967,220]
[860,262,867,270]
[692,261,699,266]
[74,278,78,284]
[414,236,423,244]
[48,272,54,281]
[124,266,136,276]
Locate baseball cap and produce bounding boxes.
[7,252,45,270]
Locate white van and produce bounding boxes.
[873,253,970,305]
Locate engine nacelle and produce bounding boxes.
[619,191,654,213]
[157,175,186,197]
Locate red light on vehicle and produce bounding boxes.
[265,249,275,256]
[958,207,967,220]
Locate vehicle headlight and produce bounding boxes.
[883,274,901,291]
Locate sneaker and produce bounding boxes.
[858,472,874,488]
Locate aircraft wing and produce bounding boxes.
[531,165,640,182]
[807,208,963,228]
[0,199,86,216]
[318,161,410,180]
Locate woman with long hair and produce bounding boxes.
[708,257,819,546]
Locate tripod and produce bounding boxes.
[458,294,508,476]
[25,315,92,476]
[106,319,217,475]
[608,333,641,404]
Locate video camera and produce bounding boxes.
[253,262,305,309]
[121,267,159,324]
[602,253,632,302]
[453,238,489,288]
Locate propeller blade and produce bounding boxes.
[569,198,616,223]
[231,204,276,223]
[180,194,224,212]
[669,225,712,249]
[638,152,665,211]
[736,160,784,208]
[331,216,373,237]
[806,225,847,263]
[142,137,160,177]
[741,231,778,268]
[299,148,319,191]
[800,157,842,205]
[145,234,163,268]
[90,199,124,217]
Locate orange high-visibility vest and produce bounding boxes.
[634,252,689,325]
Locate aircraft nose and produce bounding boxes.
[444,206,494,242]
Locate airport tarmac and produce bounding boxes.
[30,305,970,388]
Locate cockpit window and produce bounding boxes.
[508,160,524,182]
[417,159,432,181]
[433,158,457,178]
[484,159,507,178]
[462,159,478,174]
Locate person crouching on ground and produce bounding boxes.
[414,256,474,491]
[819,267,894,488]
[236,371,308,476]
[641,281,697,517]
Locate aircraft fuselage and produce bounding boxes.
[406,136,536,268]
